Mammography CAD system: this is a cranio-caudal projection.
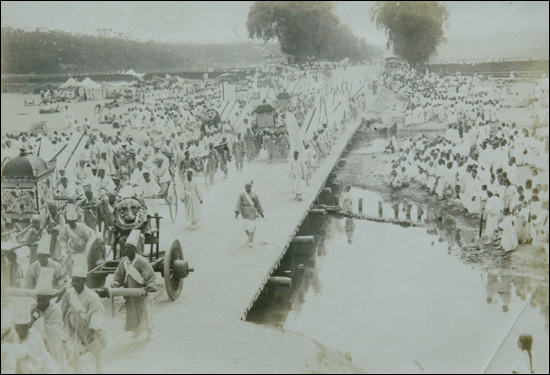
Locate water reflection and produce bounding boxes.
[248,129,548,372]
[247,208,549,373]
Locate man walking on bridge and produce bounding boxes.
[235,181,264,247]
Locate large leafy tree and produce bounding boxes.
[370,1,449,66]
[246,1,372,61]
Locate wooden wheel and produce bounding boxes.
[166,181,178,223]
[164,239,184,301]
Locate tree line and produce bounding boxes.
[1,27,274,74]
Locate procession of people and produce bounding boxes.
[1,60,374,373]
[381,64,549,256]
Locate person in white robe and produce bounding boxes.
[484,192,504,244]
[136,170,160,228]
[182,169,203,229]
[57,205,96,276]
[498,208,518,252]
[61,255,109,374]
[234,181,265,247]
[30,268,72,372]
[1,297,60,374]
[111,230,157,340]
[288,150,308,201]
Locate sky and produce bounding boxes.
[1,1,549,45]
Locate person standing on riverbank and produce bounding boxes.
[235,181,264,247]
[512,334,534,374]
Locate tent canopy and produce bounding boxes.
[78,77,101,89]
[58,77,78,89]
[124,69,146,79]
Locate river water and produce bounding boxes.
[247,134,549,374]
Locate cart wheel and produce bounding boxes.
[166,182,178,223]
[164,239,184,301]
[86,238,106,288]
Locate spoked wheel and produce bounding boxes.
[166,181,178,223]
[164,239,184,301]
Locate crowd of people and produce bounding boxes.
[1,61,374,373]
[382,65,549,256]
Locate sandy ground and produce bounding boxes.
[1,93,135,137]
[1,66,379,373]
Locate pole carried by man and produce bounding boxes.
[61,254,109,374]
[30,268,72,372]
[111,229,157,341]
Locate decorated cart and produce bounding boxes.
[87,197,193,301]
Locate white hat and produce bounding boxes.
[37,233,51,255]
[72,253,88,278]
[35,268,55,296]
[126,229,141,248]
[66,204,78,220]
[142,169,151,175]
[13,297,31,325]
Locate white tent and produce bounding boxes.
[58,77,79,89]
[78,77,101,89]
[124,69,146,79]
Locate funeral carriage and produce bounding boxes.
[1,150,192,301]
[253,102,276,130]
[86,196,193,301]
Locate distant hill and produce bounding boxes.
[435,29,549,61]
[1,27,382,75]
[373,29,549,62]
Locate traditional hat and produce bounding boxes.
[82,182,92,191]
[31,214,41,222]
[37,233,51,255]
[35,268,55,296]
[142,169,151,175]
[185,168,195,173]
[245,180,254,187]
[60,175,68,180]
[72,253,88,278]
[136,159,144,165]
[126,229,141,249]
[13,297,31,325]
[66,204,78,221]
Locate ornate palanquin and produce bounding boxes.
[1,149,56,224]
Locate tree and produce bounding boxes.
[246,1,374,61]
[370,1,449,66]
